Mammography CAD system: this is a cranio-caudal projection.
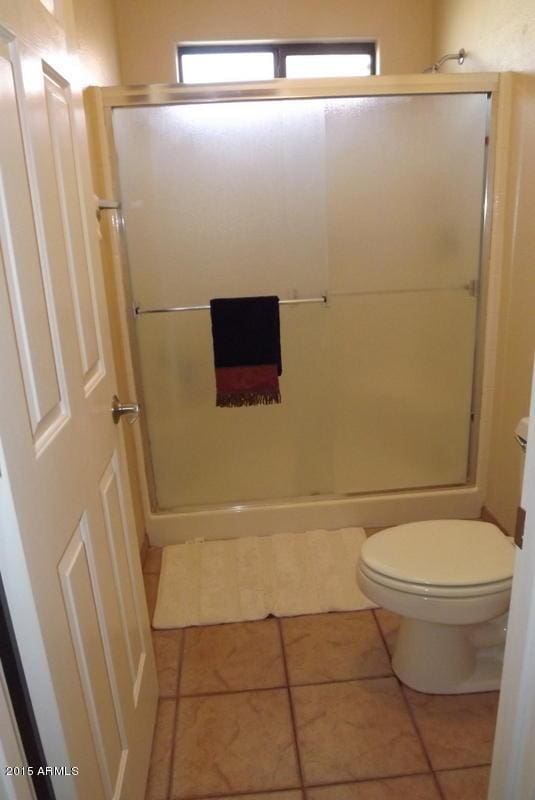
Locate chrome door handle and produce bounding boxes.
[111,395,140,425]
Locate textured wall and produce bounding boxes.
[112,0,434,84]
[433,0,535,74]
[434,0,535,532]
[71,0,122,85]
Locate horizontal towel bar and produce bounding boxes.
[133,281,477,317]
[134,295,328,316]
[329,281,478,299]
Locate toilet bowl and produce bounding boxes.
[357,520,515,694]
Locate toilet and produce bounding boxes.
[357,520,515,694]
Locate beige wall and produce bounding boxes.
[71,0,122,85]
[434,1,535,533]
[112,0,433,84]
[433,0,535,74]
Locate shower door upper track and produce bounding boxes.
[99,72,498,106]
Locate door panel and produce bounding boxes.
[43,68,103,392]
[0,44,68,447]
[59,525,126,800]
[0,15,157,800]
[99,455,145,702]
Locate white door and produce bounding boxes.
[0,7,157,800]
[488,359,535,799]
[0,664,36,800]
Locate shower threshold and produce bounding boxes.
[144,483,483,547]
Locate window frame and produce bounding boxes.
[177,41,377,83]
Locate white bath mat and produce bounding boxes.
[152,527,375,629]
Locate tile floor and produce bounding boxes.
[142,544,498,800]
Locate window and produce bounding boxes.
[39,0,55,13]
[178,43,376,84]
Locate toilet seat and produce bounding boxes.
[360,519,514,591]
[359,559,512,599]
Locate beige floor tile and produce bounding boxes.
[292,678,427,785]
[436,765,490,799]
[181,619,285,694]
[144,546,163,575]
[204,793,303,800]
[153,629,182,697]
[373,609,400,656]
[281,611,391,685]
[144,573,159,624]
[404,689,499,770]
[171,689,299,798]
[145,698,176,800]
[307,774,441,799]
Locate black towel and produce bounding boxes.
[210,296,282,407]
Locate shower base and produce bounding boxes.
[145,485,483,547]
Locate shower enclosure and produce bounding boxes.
[91,74,501,544]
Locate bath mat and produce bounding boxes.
[152,527,375,628]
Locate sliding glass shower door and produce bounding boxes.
[113,92,488,510]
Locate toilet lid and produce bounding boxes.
[360,520,515,587]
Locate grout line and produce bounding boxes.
[435,762,493,774]
[171,770,445,800]
[371,608,395,657]
[166,627,186,800]
[277,618,307,796]
[302,772,436,789]
[180,683,288,698]
[372,609,497,799]
[397,681,446,800]
[431,774,447,799]
[178,671,395,699]
[291,770,439,793]
[371,609,446,800]
[168,784,304,800]
[144,698,164,800]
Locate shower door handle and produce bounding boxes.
[111,395,140,425]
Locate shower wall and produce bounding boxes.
[113,93,488,511]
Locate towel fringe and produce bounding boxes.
[216,390,281,408]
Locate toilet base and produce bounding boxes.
[392,616,505,694]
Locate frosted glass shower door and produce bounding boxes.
[324,94,487,493]
[113,92,488,510]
